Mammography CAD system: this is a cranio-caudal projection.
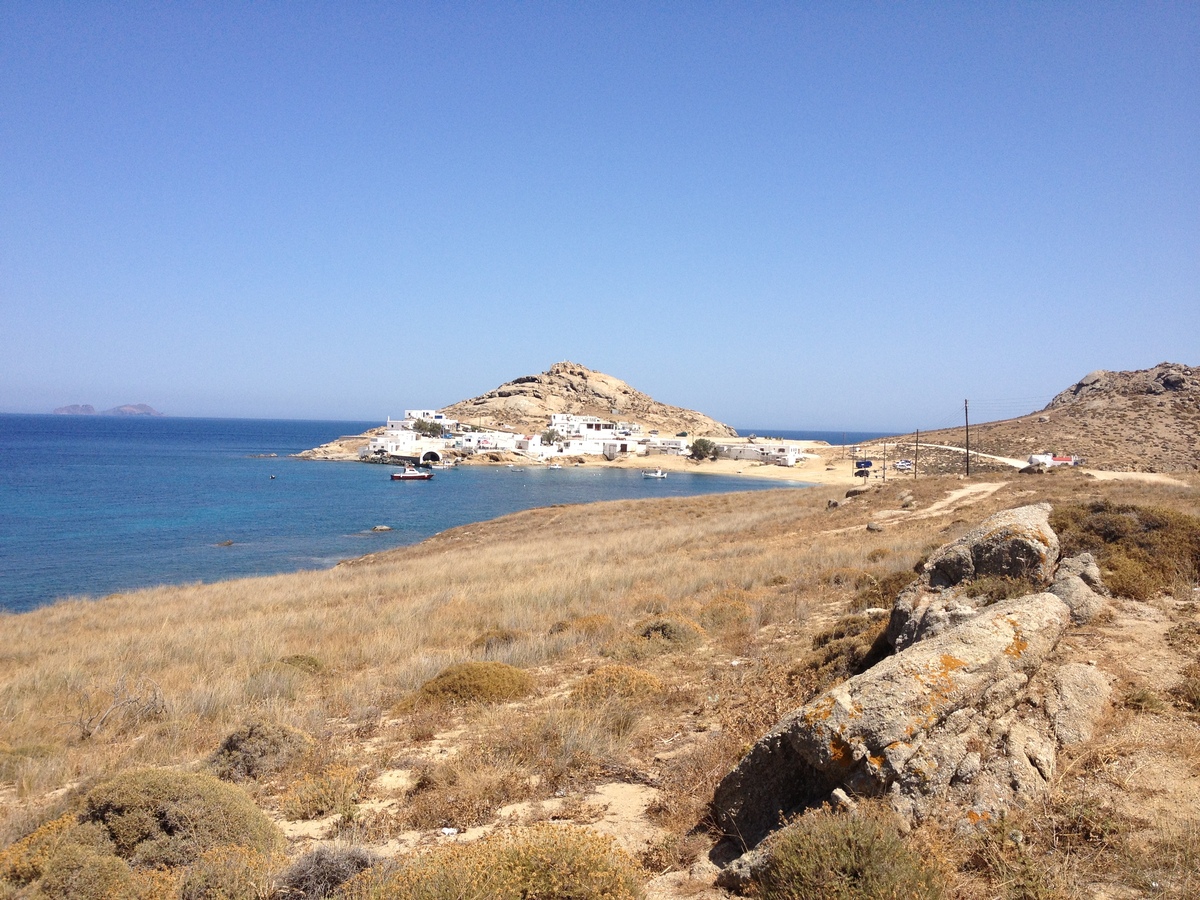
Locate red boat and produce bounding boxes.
[391,464,433,481]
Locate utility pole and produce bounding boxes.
[964,400,971,477]
[914,429,919,480]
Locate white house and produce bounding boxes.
[645,438,689,455]
[715,442,807,467]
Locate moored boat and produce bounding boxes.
[642,468,667,479]
[391,464,433,481]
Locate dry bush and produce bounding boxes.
[751,807,946,900]
[278,654,325,674]
[277,844,375,899]
[279,765,362,821]
[0,813,76,887]
[416,662,534,706]
[80,768,282,868]
[179,845,283,900]
[469,628,525,654]
[209,719,314,782]
[793,613,892,697]
[33,842,136,900]
[960,574,1043,604]
[606,615,706,660]
[1052,501,1200,601]
[570,666,664,706]
[849,569,916,611]
[550,614,617,640]
[336,824,643,900]
[402,754,534,830]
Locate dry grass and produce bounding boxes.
[1,471,1199,898]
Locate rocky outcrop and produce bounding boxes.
[895,361,1200,473]
[887,504,1059,650]
[441,362,738,437]
[1046,362,1195,407]
[711,504,1113,884]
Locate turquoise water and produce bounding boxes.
[0,415,812,613]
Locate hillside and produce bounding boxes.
[2,471,1198,899]
[442,361,738,437]
[876,362,1199,474]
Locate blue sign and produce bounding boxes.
[855,460,873,469]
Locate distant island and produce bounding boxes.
[52,403,163,416]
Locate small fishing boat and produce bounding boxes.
[391,464,433,481]
[642,468,667,479]
[547,463,563,470]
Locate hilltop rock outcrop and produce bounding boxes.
[441,361,738,437]
[712,504,1112,887]
[889,361,1199,473]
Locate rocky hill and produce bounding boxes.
[894,362,1199,473]
[442,361,738,437]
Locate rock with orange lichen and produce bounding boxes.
[713,592,1075,850]
[887,503,1060,649]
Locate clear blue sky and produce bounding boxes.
[2,3,1197,431]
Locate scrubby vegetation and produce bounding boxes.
[751,807,945,900]
[1,472,1198,899]
[416,661,534,705]
[1052,500,1200,601]
[337,825,644,900]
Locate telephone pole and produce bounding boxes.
[964,400,971,477]
[914,429,919,480]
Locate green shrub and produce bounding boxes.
[417,662,534,705]
[209,719,314,781]
[337,824,643,899]
[0,813,77,886]
[81,768,282,868]
[752,809,944,900]
[1051,501,1200,601]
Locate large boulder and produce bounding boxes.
[887,503,1060,649]
[713,592,1072,847]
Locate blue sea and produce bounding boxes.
[0,415,816,613]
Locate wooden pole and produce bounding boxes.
[964,400,971,477]
[914,429,919,480]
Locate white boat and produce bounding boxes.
[547,463,563,470]
[391,464,433,481]
[642,468,667,479]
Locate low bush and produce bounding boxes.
[0,813,77,886]
[634,616,704,647]
[793,614,891,697]
[179,845,282,900]
[470,628,525,654]
[209,719,314,782]
[417,661,534,705]
[33,843,135,900]
[752,808,944,900]
[277,845,374,899]
[698,597,753,630]
[960,574,1042,604]
[336,824,644,899]
[851,570,917,611]
[1051,501,1200,602]
[279,765,362,821]
[571,666,663,706]
[279,653,325,674]
[402,756,532,830]
[81,768,282,868]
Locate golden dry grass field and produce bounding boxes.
[2,469,1199,898]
